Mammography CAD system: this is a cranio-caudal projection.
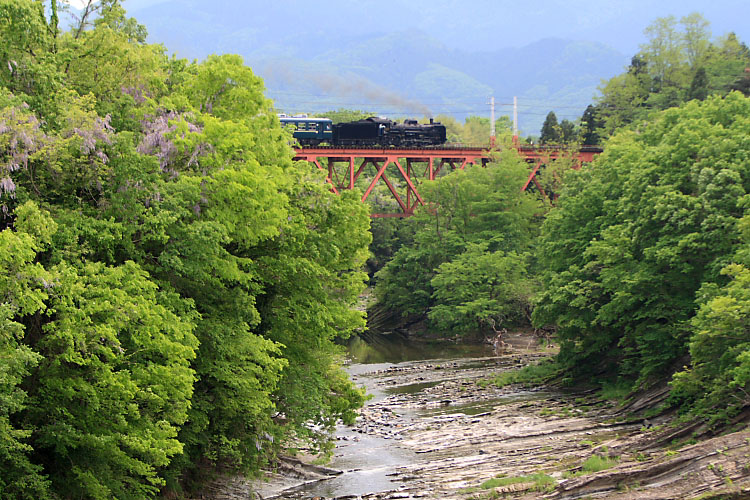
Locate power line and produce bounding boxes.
[268,90,597,110]
[274,99,647,116]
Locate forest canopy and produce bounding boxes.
[586,14,750,141]
[533,92,750,420]
[2,2,750,498]
[0,1,371,498]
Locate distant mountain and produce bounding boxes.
[125,0,633,134]
[127,0,750,56]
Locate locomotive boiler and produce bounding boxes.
[280,115,447,148]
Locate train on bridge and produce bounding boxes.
[279,114,447,148]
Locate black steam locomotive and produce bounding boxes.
[279,115,447,147]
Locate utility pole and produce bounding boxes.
[489,96,496,146]
[513,96,519,146]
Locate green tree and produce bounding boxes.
[59,7,165,129]
[0,7,374,496]
[123,54,369,482]
[687,67,709,100]
[318,109,373,123]
[429,243,532,335]
[375,150,540,334]
[591,18,750,141]
[671,262,750,422]
[433,114,462,143]
[0,202,52,500]
[0,0,370,498]
[559,119,577,144]
[0,0,61,117]
[680,12,711,69]
[703,33,750,95]
[730,68,750,96]
[595,57,652,135]
[670,210,750,422]
[641,15,687,87]
[535,93,750,385]
[580,104,603,145]
[540,111,560,144]
[254,181,371,453]
[462,115,491,144]
[30,260,198,499]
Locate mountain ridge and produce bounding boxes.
[118,1,635,133]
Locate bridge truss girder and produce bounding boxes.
[293,146,600,217]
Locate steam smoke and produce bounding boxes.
[260,61,432,117]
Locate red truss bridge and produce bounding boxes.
[293,144,602,217]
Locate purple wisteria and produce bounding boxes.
[121,85,149,105]
[137,110,211,177]
[67,114,114,164]
[0,105,45,212]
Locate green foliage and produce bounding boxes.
[539,112,578,145]
[484,358,561,388]
[480,472,556,491]
[591,16,750,139]
[534,154,580,201]
[540,111,560,144]
[367,215,416,276]
[0,203,52,499]
[670,255,750,422]
[429,244,531,335]
[59,9,164,128]
[535,93,750,387]
[687,67,709,101]
[433,114,513,145]
[253,179,371,453]
[580,104,603,145]
[0,2,373,497]
[30,260,198,499]
[374,150,540,335]
[581,454,619,473]
[318,109,374,123]
[0,0,61,117]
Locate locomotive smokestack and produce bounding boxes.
[430,118,434,124]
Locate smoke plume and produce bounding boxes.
[260,61,432,117]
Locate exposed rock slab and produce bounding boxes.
[204,334,750,500]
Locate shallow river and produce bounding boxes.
[265,331,724,500]
[280,332,556,499]
[301,334,494,498]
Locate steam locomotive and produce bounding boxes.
[279,115,447,148]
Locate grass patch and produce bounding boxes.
[480,472,556,491]
[582,454,619,473]
[563,454,619,478]
[485,358,560,388]
[539,407,556,417]
[459,486,481,494]
[599,380,632,402]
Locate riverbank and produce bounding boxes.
[351,332,750,500]
[207,330,750,500]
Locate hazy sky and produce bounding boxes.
[60,0,750,131]
[63,0,750,55]
[107,0,750,55]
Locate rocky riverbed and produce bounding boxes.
[206,331,750,500]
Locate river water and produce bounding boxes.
[268,331,698,500]
[285,333,499,499]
